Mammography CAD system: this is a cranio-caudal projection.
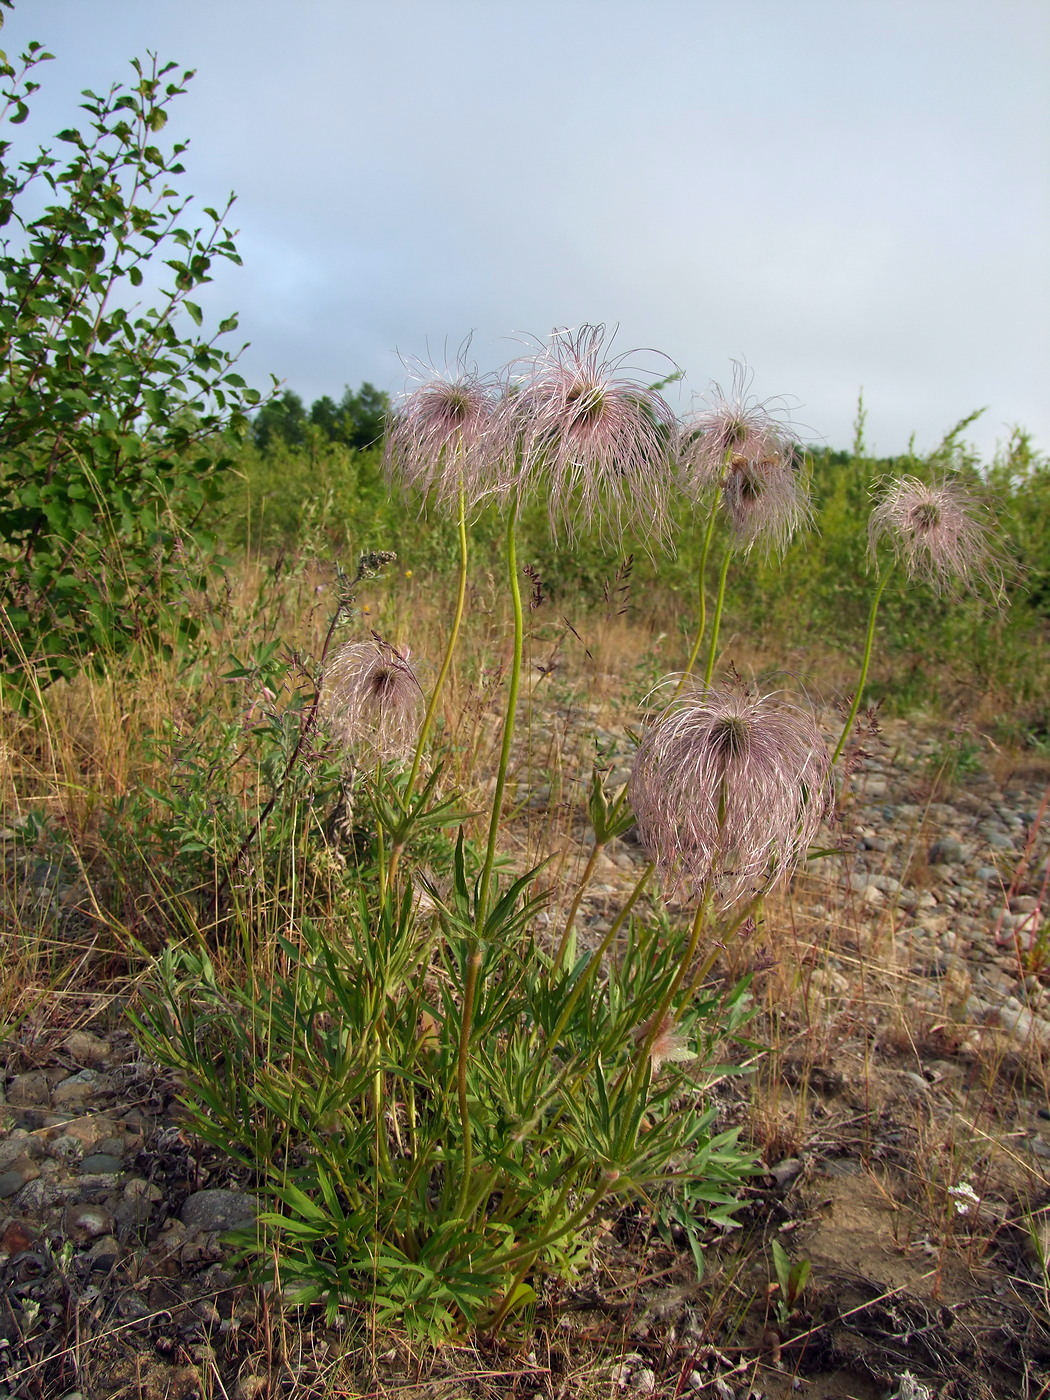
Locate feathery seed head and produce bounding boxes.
[634,1013,696,1072]
[509,324,680,543]
[321,637,423,764]
[868,474,1004,598]
[385,355,500,509]
[682,365,808,554]
[629,682,833,908]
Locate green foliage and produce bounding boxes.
[136,795,757,1337]
[252,381,388,452]
[0,34,260,703]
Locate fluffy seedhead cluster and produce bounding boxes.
[385,365,500,510]
[682,368,809,554]
[509,325,680,542]
[629,682,833,908]
[868,474,1004,599]
[321,637,423,763]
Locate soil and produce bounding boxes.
[1,714,1049,1399]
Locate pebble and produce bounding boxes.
[928,837,965,865]
[79,1153,122,1174]
[181,1188,258,1233]
[63,1204,116,1243]
[62,1030,112,1065]
[6,1071,52,1108]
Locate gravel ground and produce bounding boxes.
[1,711,1048,1398]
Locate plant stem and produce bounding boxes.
[406,481,469,799]
[476,497,523,930]
[455,943,482,1216]
[703,547,733,688]
[833,568,892,764]
[551,840,603,974]
[541,862,654,1072]
[457,498,523,1216]
[215,591,348,905]
[677,494,721,695]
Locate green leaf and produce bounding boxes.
[184,300,202,326]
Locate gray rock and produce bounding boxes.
[983,829,1016,851]
[0,1132,38,1169]
[0,1169,28,1198]
[975,865,1001,883]
[62,1031,112,1066]
[85,1234,122,1272]
[113,1195,156,1233]
[6,1071,52,1108]
[79,1154,122,1175]
[52,1069,110,1108]
[181,1188,258,1233]
[928,837,964,865]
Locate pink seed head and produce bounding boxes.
[321,638,424,763]
[385,356,500,510]
[868,474,1005,598]
[507,324,680,543]
[682,365,809,554]
[629,682,833,909]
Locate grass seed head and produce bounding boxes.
[629,681,833,908]
[321,638,424,763]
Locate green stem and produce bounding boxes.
[551,840,603,975]
[476,497,523,930]
[407,482,469,799]
[455,943,482,1216]
[833,568,892,764]
[703,548,733,688]
[677,494,721,695]
[541,862,653,1072]
[456,500,523,1217]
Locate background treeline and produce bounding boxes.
[217,389,1050,743]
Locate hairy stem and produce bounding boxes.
[833,568,892,764]
[677,494,721,695]
[406,480,468,798]
[703,547,734,688]
[476,497,523,929]
[551,840,603,974]
[455,944,483,1216]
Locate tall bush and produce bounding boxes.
[0,17,260,704]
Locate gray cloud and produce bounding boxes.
[5,0,1047,457]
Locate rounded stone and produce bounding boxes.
[181,1188,258,1233]
[928,837,964,865]
[0,1169,27,1198]
[63,1204,116,1243]
[79,1154,122,1175]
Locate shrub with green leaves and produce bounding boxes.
[0,23,260,704]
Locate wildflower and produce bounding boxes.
[321,637,423,763]
[385,357,500,510]
[868,474,1004,598]
[633,1012,696,1072]
[507,324,679,543]
[629,682,833,908]
[947,1181,980,1216]
[681,365,809,554]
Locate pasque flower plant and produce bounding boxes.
[149,322,1000,1342]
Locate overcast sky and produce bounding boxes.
[4,0,1048,458]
